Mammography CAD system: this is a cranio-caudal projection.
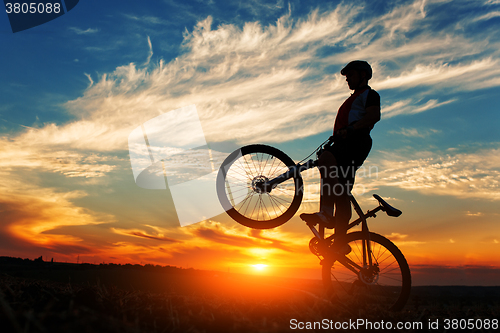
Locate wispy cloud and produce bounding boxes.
[60,1,500,147]
[143,36,153,66]
[366,146,500,200]
[186,221,292,251]
[3,0,496,158]
[236,0,285,18]
[0,134,119,177]
[123,14,169,25]
[281,145,500,204]
[389,127,441,137]
[385,232,425,246]
[111,227,180,242]
[473,11,500,22]
[382,98,456,118]
[92,220,308,269]
[0,173,111,258]
[376,59,500,92]
[69,27,99,34]
[465,211,484,217]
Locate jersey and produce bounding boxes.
[333,86,380,132]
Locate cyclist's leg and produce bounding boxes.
[320,139,352,246]
[332,134,372,250]
[308,144,350,227]
[301,150,339,226]
[328,172,351,253]
[318,150,338,217]
[332,183,351,250]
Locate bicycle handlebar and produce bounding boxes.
[326,135,336,147]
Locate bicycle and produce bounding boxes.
[216,136,411,311]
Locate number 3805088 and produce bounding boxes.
[5,3,61,14]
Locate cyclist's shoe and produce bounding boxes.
[300,211,336,228]
[324,243,351,263]
[336,243,352,256]
[330,244,352,259]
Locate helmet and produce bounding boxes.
[341,60,372,80]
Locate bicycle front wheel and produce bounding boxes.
[216,144,303,229]
[322,232,411,311]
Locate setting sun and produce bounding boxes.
[252,264,268,271]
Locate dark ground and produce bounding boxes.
[0,257,498,332]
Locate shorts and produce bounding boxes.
[323,130,372,189]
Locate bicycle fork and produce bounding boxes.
[350,195,374,270]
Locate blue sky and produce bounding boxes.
[1,0,500,285]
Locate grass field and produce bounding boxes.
[1,257,499,332]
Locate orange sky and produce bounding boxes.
[2,190,500,286]
[1,0,500,287]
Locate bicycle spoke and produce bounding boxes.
[377,274,403,283]
[253,194,262,220]
[267,200,283,219]
[268,195,286,214]
[268,156,281,178]
[229,166,254,181]
[346,240,364,267]
[240,192,256,216]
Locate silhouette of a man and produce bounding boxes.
[301,60,380,252]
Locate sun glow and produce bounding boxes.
[252,264,268,271]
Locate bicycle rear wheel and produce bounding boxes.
[322,232,411,311]
[216,144,303,229]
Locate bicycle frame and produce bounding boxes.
[261,152,387,273]
[307,195,385,273]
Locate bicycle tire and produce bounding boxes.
[216,144,303,229]
[322,232,411,311]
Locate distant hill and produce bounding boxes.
[0,255,188,272]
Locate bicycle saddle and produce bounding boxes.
[373,194,402,217]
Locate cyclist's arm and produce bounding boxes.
[351,105,380,130]
[335,106,380,138]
